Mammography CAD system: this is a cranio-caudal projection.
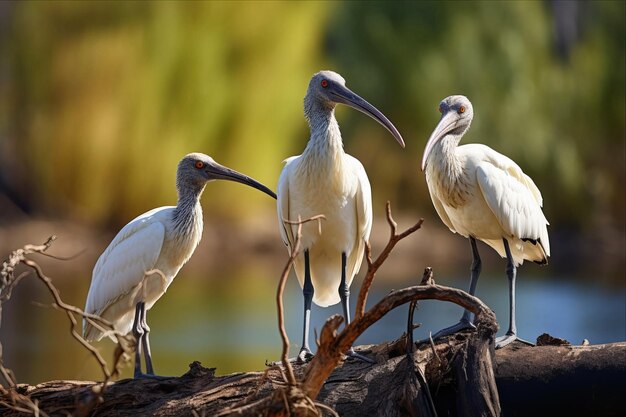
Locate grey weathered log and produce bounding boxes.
[2,340,625,416]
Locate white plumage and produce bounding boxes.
[278,150,372,307]
[422,95,549,347]
[426,143,550,266]
[84,205,201,341]
[83,153,276,377]
[278,71,403,361]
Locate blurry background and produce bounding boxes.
[0,1,624,384]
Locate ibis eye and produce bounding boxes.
[321,79,329,88]
[438,105,443,114]
[458,106,466,114]
[195,161,205,169]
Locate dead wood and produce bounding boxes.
[2,340,624,417]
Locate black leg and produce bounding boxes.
[339,252,351,325]
[139,303,155,375]
[132,302,173,379]
[460,236,482,323]
[495,239,533,348]
[298,250,314,363]
[431,237,480,340]
[132,302,144,379]
[340,252,374,364]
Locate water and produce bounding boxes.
[1,264,624,384]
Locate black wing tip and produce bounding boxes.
[521,237,538,245]
[522,237,549,265]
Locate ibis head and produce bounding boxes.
[421,95,474,171]
[177,153,276,199]
[304,70,405,147]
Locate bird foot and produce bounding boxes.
[297,347,315,364]
[345,348,375,364]
[133,372,174,380]
[428,318,477,342]
[266,348,315,367]
[495,333,534,349]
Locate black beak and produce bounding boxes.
[329,83,405,148]
[206,162,277,199]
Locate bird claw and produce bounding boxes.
[345,348,375,364]
[133,372,174,380]
[266,348,315,367]
[415,318,476,345]
[297,347,315,364]
[429,318,477,341]
[495,333,534,349]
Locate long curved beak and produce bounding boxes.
[330,84,405,148]
[421,112,458,171]
[206,162,277,199]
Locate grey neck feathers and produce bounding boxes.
[302,98,344,162]
[427,132,474,209]
[172,184,204,237]
[433,116,471,178]
[430,134,464,183]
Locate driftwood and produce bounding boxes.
[2,339,625,417]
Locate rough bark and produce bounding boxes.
[2,339,624,417]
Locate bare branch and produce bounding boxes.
[277,217,303,386]
[302,281,498,399]
[277,214,326,387]
[0,237,132,416]
[23,258,113,380]
[355,201,423,320]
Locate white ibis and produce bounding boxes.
[277,71,405,362]
[421,95,550,348]
[83,153,276,378]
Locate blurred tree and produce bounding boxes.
[325,0,625,232]
[0,1,623,235]
[0,1,329,228]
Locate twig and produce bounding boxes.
[23,258,113,380]
[315,401,340,417]
[277,214,325,387]
[280,389,291,417]
[0,237,132,416]
[219,214,327,417]
[355,201,423,320]
[429,332,441,364]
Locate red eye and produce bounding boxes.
[458,106,466,114]
[438,105,443,113]
[321,79,329,88]
[195,161,205,169]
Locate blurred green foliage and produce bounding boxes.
[0,1,624,233]
[0,1,329,227]
[326,1,625,231]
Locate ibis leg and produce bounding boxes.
[431,237,480,340]
[131,302,170,379]
[340,252,374,364]
[461,236,482,323]
[297,250,315,363]
[139,302,155,375]
[496,239,532,348]
[132,302,145,378]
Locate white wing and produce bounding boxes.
[84,207,169,340]
[476,153,550,260]
[277,156,300,250]
[430,192,456,233]
[346,155,372,283]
